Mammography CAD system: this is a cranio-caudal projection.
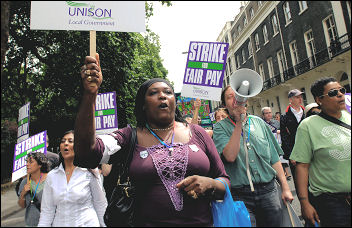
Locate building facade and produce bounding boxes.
[213,1,351,116]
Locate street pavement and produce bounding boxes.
[1,167,304,227]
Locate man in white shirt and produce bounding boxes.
[280,89,306,182]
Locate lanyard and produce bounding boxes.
[146,122,175,155]
[30,174,42,203]
[227,116,252,142]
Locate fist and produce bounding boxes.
[80,53,103,94]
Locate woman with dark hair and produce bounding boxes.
[18,152,49,226]
[74,54,230,226]
[38,130,107,227]
[290,77,351,227]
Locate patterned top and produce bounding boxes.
[94,124,229,226]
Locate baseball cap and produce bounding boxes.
[288,89,304,98]
[305,103,319,115]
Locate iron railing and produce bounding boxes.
[262,33,351,91]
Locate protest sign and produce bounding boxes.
[95,91,118,134]
[176,96,212,126]
[30,1,145,32]
[345,93,351,114]
[181,41,229,101]
[12,131,47,182]
[17,103,30,144]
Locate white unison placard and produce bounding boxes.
[30,1,146,32]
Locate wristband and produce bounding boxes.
[298,196,307,201]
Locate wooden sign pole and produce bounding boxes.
[90,30,96,57]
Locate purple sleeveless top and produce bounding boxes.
[94,124,229,226]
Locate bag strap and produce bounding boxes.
[318,112,351,130]
[118,126,137,181]
[215,177,229,190]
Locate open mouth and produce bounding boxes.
[159,103,168,109]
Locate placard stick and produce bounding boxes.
[286,201,295,227]
[90,30,96,57]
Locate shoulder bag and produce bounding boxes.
[318,112,351,130]
[104,126,137,227]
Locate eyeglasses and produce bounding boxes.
[319,87,346,98]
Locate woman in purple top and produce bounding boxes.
[74,54,230,226]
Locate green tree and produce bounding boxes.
[1,1,171,183]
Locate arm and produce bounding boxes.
[272,161,293,203]
[38,177,56,227]
[221,105,246,163]
[17,179,29,208]
[90,170,108,227]
[74,54,103,168]
[296,163,320,225]
[191,98,201,124]
[101,163,112,177]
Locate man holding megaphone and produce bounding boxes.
[213,69,293,227]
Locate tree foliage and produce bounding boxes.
[1,1,171,182]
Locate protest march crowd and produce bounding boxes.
[14,54,350,227]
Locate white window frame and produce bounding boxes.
[283,2,292,26]
[271,14,279,36]
[242,49,246,63]
[304,30,317,68]
[263,24,269,44]
[323,15,338,47]
[249,8,254,20]
[298,1,308,14]
[259,63,265,79]
[243,16,247,26]
[248,42,253,58]
[255,33,260,51]
[236,54,240,68]
[267,57,274,78]
[304,30,316,57]
[289,40,299,66]
[277,50,285,74]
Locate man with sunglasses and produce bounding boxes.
[280,89,306,183]
[290,77,351,227]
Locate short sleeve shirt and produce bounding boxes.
[290,110,351,196]
[213,115,283,188]
[18,178,45,226]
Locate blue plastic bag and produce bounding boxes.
[212,178,251,227]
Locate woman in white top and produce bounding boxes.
[38,130,107,227]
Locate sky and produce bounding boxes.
[147,1,242,93]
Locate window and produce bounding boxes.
[248,42,253,57]
[228,57,233,73]
[242,49,246,63]
[289,41,299,66]
[305,30,316,57]
[259,64,265,79]
[298,1,308,12]
[255,33,260,51]
[324,15,338,43]
[283,2,292,24]
[249,8,254,19]
[277,50,285,74]
[267,57,274,78]
[263,24,269,44]
[237,24,242,33]
[243,16,247,26]
[271,14,279,35]
[304,30,317,67]
[236,54,240,68]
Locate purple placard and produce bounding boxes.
[345,93,351,114]
[12,130,47,182]
[183,41,229,87]
[95,91,118,132]
[181,41,229,101]
[17,102,30,143]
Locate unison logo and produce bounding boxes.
[193,87,209,96]
[66,1,113,20]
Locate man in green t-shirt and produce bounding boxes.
[290,77,351,227]
[213,85,293,227]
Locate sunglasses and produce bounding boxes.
[319,87,346,98]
